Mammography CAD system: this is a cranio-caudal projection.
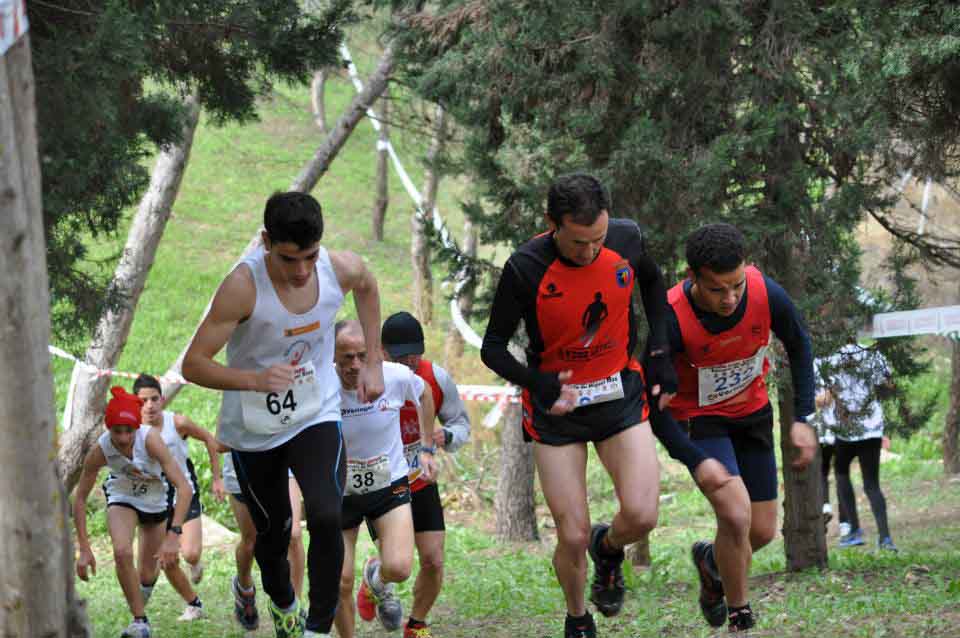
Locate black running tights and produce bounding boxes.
[234,422,346,633]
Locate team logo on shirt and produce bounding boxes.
[541,282,563,299]
[614,260,631,288]
[285,340,311,366]
[377,398,390,411]
[580,292,609,347]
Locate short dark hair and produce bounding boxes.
[263,192,324,249]
[334,319,361,339]
[686,223,747,276]
[546,173,610,227]
[132,373,162,396]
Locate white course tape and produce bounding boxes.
[339,42,483,349]
[49,345,517,403]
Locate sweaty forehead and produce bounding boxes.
[700,265,745,288]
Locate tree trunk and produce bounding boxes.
[372,90,390,241]
[444,218,478,363]
[311,68,328,134]
[945,285,960,473]
[0,34,88,637]
[56,96,201,492]
[412,105,445,325]
[160,48,396,406]
[495,341,538,541]
[291,43,395,193]
[775,237,827,570]
[494,399,539,541]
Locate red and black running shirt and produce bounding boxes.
[398,359,443,493]
[481,218,668,408]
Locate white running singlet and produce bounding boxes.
[99,428,168,513]
[218,246,344,452]
[340,361,424,495]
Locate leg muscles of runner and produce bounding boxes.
[411,530,444,621]
[229,496,258,590]
[749,500,778,551]
[288,476,306,600]
[371,503,414,584]
[108,507,146,617]
[595,423,660,550]
[705,477,751,607]
[334,527,360,638]
[143,521,199,604]
[534,441,590,616]
[181,516,202,567]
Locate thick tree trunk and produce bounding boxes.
[56,96,201,491]
[160,49,396,405]
[372,90,389,241]
[412,105,445,325]
[444,219,478,363]
[311,68,328,134]
[291,43,395,193]
[494,399,539,541]
[495,342,538,541]
[945,307,960,474]
[777,243,828,570]
[0,34,88,637]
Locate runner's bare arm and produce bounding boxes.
[182,266,264,391]
[73,446,107,580]
[146,429,192,568]
[146,429,193,527]
[330,249,384,402]
[175,414,224,500]
[418,386,436,446]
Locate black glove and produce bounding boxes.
[643,346,678,400]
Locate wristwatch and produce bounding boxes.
[169,525,183,535]
[421,445,437,455]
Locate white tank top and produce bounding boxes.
[158,411,190,476]
[340,362,424,496]
[99,428,169,513]
[218,246,344,451]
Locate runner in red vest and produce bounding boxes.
[481,173,729,638]
[377,311,471,638]
[665,223,817,633]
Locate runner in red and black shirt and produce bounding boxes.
[481,173,728,638]
[663,223,817,634]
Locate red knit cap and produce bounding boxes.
[105,386,143,429]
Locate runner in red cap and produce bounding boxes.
[72,387,195,638]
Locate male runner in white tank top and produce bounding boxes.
[72,387,194,638]
[331,320,437,638]
[133,373,223,619]
[182,192,385,638]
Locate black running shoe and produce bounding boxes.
[564,612,597,638]
[728,604,755,633]
[231,576,260,631]
[587,523,625,617]
[691,541,726,627]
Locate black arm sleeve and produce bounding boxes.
[766,276,816,418]
[481,262,562,406]
[628,231,670,352]
[648,400,707,471]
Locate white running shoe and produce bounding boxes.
[178,605,205,621]
[120,619,151,638]
[190,561,204,584]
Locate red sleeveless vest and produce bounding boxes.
[399,359,443,492]
[668,266,772,421]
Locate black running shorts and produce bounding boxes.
[342,476,411,531]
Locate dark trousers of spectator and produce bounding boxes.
[834,437,892,539]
